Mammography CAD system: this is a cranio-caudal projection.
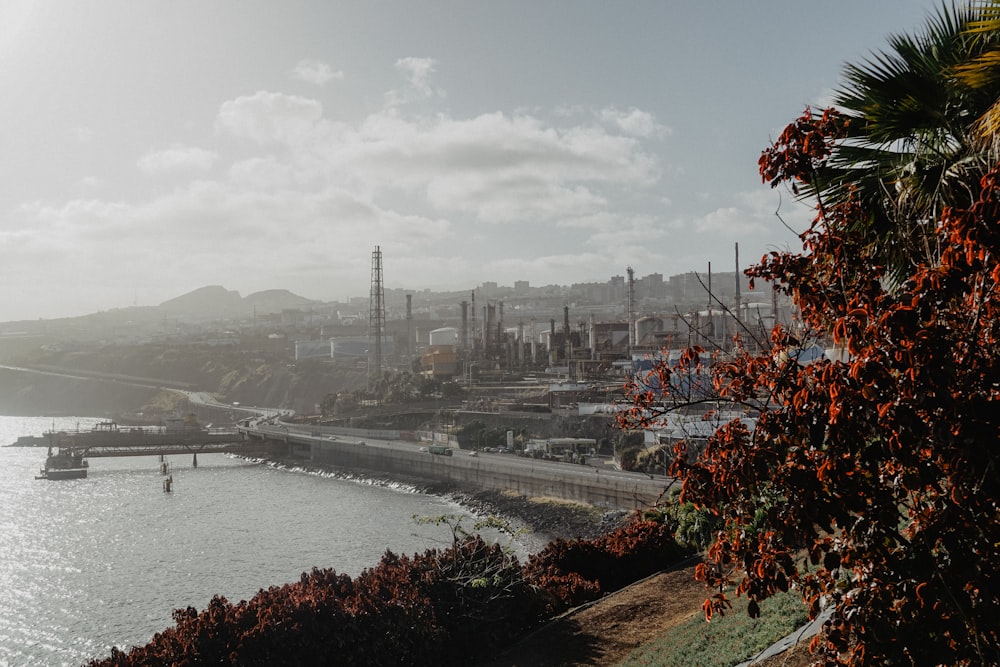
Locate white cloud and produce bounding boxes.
[396,57,437,96]
[599,107,670,138]
[692,192,777,235]
[9,179,452,310]
[137,145,218,175]
[215,91,325,146]
[77,176,103,191]
[291,59,343,86]
[228,157,296,190]
[347,111,660,222]
[6,64,674,317]
[385,57,444,107]
[208,91,664,225]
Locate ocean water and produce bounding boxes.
[0,416,491,666]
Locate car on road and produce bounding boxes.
[419,446,428,452]
[327,435,338,441]
[468,451,478,457]
[357,441,366,446]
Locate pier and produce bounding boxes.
[15,415,668,510]
[10,420,280,459]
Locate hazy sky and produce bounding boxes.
[0,1,941,321]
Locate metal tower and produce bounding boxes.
[369,246,386,386]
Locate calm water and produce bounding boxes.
[0,416,495,666]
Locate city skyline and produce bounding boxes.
[0,1,940,321]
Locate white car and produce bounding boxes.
[419,446,428,452]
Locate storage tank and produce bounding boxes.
[429,327,458,346]
[635,316,664,346]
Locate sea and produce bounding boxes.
[0,416,510,667]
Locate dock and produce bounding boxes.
[10,420,278,459]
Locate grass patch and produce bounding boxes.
[619,589,809,667]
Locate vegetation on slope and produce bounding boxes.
[86,516,688,666]
[618,3,1000,663]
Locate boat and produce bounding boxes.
[36,447,89,480]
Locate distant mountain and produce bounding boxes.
[244,289,319,312]
[158,285,320,319]
[159,285,243,313]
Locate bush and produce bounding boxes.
[88,516,688,666]
[87,538,542,667]
[524,518,689,612]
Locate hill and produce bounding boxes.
[159,285,320,319]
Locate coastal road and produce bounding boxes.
[247,421,673,491]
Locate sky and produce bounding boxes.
[0,0,944,321]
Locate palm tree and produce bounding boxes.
[957,0,1000,148]
[805,3,1000,282]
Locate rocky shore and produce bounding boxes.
[453,488,632,548]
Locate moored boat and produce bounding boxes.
[36,448,89,480]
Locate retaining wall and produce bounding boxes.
[304,440,666,511]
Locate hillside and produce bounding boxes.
[0,339,367,417]
[486,565,813,667]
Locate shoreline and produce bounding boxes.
[252,455,631,553]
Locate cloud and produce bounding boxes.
[9,179,452,311]
[599,108,670,138]
[396,57,437,96]
[207,90,663,225]
[685,189,811,237]
[349,111,660,222]
[6,59,676,318]
[77,176,103,192]
[215,91,325,146]
[228,157,296,190]
[291,59,344,86]
[137,145,218,175]
[385,57,444,107]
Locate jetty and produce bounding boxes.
[9,419,276,459]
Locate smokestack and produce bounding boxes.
[530,319,537,363]
[627,267,635,353]
[406,294,412,362]
[734,242,741,323]
[590,314,596,360]
[549,319,557,365]
[564,305,572,372]
[460,300,468,352]
[707,261,712,309]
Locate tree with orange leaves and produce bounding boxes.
[619,101,1000,667]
